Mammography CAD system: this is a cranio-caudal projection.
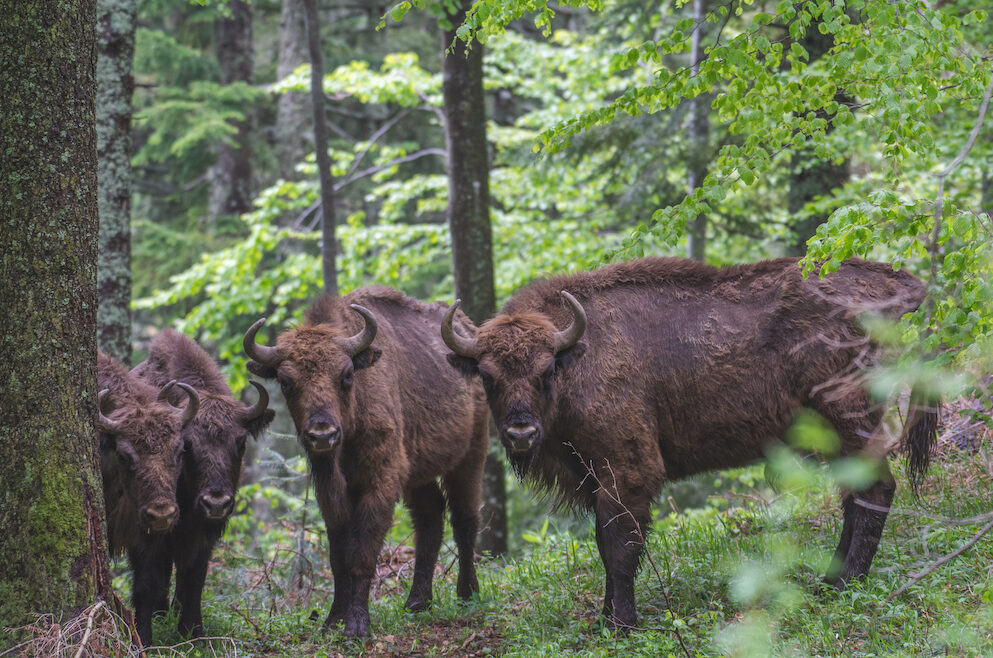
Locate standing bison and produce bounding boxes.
[96,351,199,647]
[441,257,937,629]
[243,286,489,637]
[132,329,274,639]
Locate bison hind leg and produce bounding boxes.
[403,482,446,612]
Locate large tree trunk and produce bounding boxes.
[303,0,338,294]
[275,0,310,181]
[685,0,709,262]
[96,0,137,363]
[442,2,508,557]
[787,22,850,256]
[207,0,254,221]
[0,0,113,640]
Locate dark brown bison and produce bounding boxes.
[96,350,199,647]
[243,286,489,637]
[441,257,937,629]
[131,329,274,639]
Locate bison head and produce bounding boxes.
[442,291,587,468]
[97,382,200,533]
[243,305,381,458]
[182,381,273,522]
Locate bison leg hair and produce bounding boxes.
[835,465,896,585]
[824,494,857,586]
[174,546,211,638]
[342,494,396,637]
[403,482,446,611]
[129,540,172,647]
[443,461,483,601]
[152,556,173,614]
[593,521,615,619]
[323,525,353,629]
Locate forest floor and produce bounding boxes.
[20,412,993,657]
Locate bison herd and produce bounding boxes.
[96,256,937,645]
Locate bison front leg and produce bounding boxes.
[443,456,483,601]
[174,546,211,638]
[342,495,396,637]
[594,495,650,631]
[832,462,896,586]
[323,525,353,630]
[403,482,446,611]
[129,540,172,648]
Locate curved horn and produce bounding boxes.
[552,291,587,353]
[157,379,177,403]
[243,318,281,367]
[440,299,478,358]
[97,389,122,434]
[335,304,378,357]
[173,382,200,428]
[242,380,270,423]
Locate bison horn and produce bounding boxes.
[440,299,478,358]
[157,379,177,403]
[243,318,281,367]
[552,291,587,353]
[242,380,269,423]
[96,389,122,434]
[335,304,378,357]
[173,382,200,428]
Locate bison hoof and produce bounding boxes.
[322,609,345,630]
[343,614,370,637]
[404,595,433,612]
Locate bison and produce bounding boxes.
[131,329,274,639]
[441,257,937,629]
[243,286,489,637]
[96,350,200,647]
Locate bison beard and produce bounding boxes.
[244,285,488,637]
[442,256,939,630]
[131,329,274,641]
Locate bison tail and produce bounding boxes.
[902,384,939,496]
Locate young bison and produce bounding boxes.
[96,351,199,647]
[131,329,274,639]
[243,286,489,637]
[441,257,937,629]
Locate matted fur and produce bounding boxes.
[132,329,274,641]
[449,256,937,629]
[246,285,489,637]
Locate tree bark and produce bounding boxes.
[303,0,338,294]
[685,0,709,262]
[0,0,113,640]
[442,2,507,556]
[207,0,254,221]
[787,22,850,256]
[275,0,310,181]
[96,0,137,363]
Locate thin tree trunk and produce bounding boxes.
[275,0,310,181]
[207,0,254,221]
[787,21,850,256]
[442,1,507,556]
[303,0,338,294]
[96,0,137,363]
[685,0,708,262]
[0,0,113,640]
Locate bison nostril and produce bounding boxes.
[142,504,178,531]
[503,425,538,451]
[199,493,233,518]
[304,426,341,452]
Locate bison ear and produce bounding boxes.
[554,342,586,372]
[245,408,276,437]
[247,360,278,379]
[352,346,382,371]
[446,352,480,378]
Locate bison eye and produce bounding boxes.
[236,434,248,456]
[116,448,136,471]
[341,367,354,391]
[278,377,293,395]
[478,370,496,396]
[539,365,555,393]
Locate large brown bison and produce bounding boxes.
[96,351,199,647]
[131,329,274,639]
[243,286,489,637]
[441,257,937,629]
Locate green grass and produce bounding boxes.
[134,439,993,657]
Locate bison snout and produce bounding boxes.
[198,490,233,520]
[141,503,178,532]
[303,426,341,454]
[502,424,539,453]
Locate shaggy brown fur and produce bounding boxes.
[245,285,489,637]
[96,351,192,647]
[132,329,274,640]
[444,257,937,629]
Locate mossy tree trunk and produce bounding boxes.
[0,0,113,643]
[685,0,709,262]
[96,0,137,363]
[442,1,508,557]
[276,0,310,181]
